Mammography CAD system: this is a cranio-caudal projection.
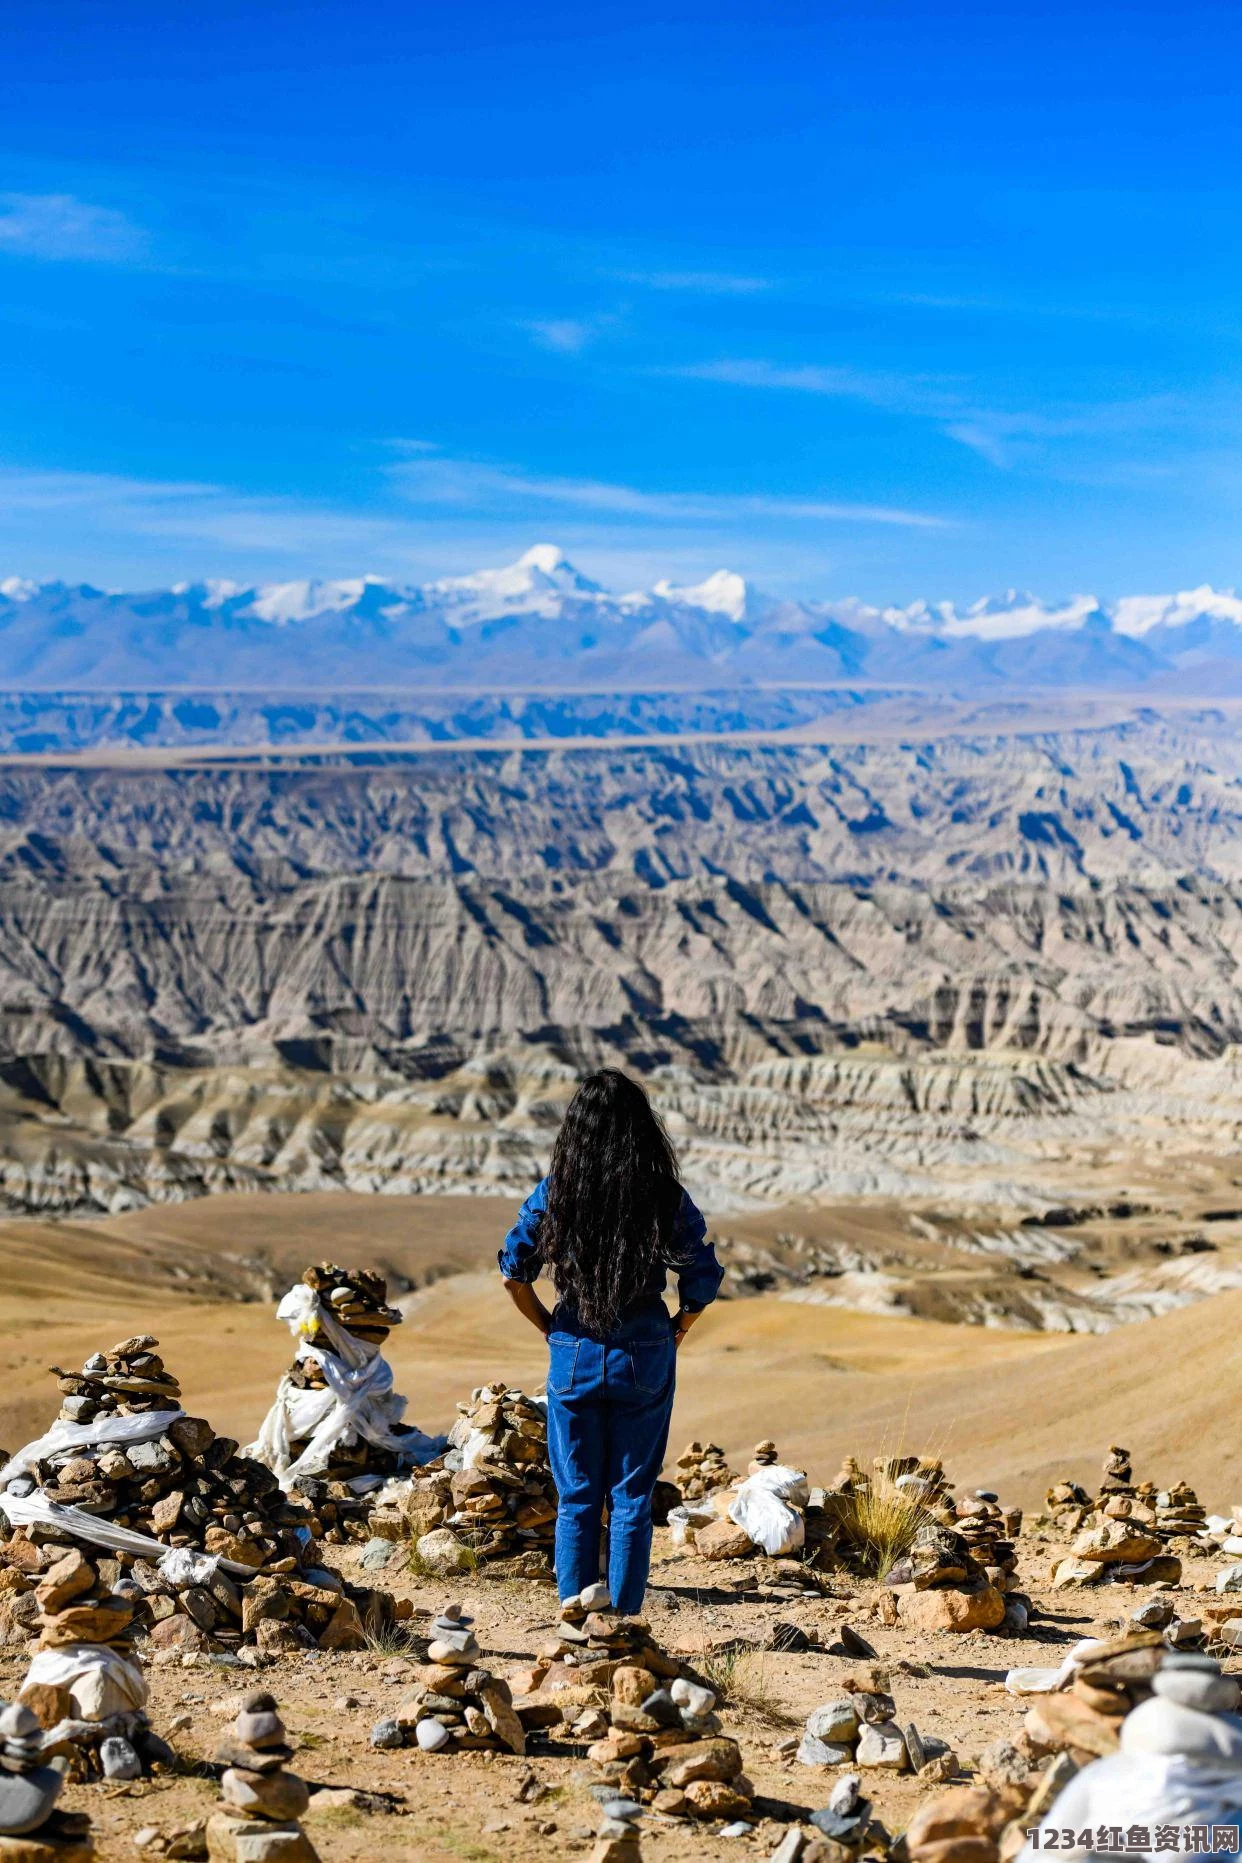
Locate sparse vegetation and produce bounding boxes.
[698,1646,799,1726]
[830,1465,935,1579]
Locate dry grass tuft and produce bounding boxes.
[697,1647,799,1726]
[830,1467,934,1579]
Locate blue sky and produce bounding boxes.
[1,0,1239,601]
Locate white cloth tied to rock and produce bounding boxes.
[245,1282,445,1490]
[23,1643,149,1721]
[727,1464,809,1557]
[0,1409,246,1580]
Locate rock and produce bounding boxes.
[1024,1694,1120,1758]
[415,1719,451,1752]
[1215,1565,1242,1593]
[694,1519,756,1561]
[221,1771,311,1822]
[806,1700,860,1745]
[977,1739,1030,1786]
[580,1583,612,1610]
[415,1530,474,1577]
[798,1734,855,1767]
[204,1810,320,1861]
[368,1720,402,1751]
[360,1539,397,1570]
[1049,1559,1105,1589]
[1071,1522,1163,1563]
[1151,1668,1241,1712]
[478,1680,526,1756]
[669,1678,716,1722]
[855,1722,907,1769]
[828,1773,862,1815]
[683,1780,752,1819]
[769,1835,809,1863]
[897,1586,1005,1633]
[659,1735,744,1787]
[100,1736,143,1780]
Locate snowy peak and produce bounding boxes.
[1112,585,1242,638]
[653,569,750,622]
[425,544,603,621]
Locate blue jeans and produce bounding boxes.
[544,1307,676,1615]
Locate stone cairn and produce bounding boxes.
[810,1456,1025,1634]
[536,1584,757,1830]
[397,1383,557,1573]
[1019,1639,1238,1765]
[1046,1447,1194,1588]
[0,1338,400,1656]
[207,1691,319,1863]
[266,1264,415,1543]
[672,1441,735,1500]
[0,1699,93,1862]
[795,1661,954,1779]
[369,1603,526,1756]
[15,1544,173,1781]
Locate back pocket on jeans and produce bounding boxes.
[547,1336,580,1395]
[628,1334,672,1396]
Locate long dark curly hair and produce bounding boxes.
[541,1069,684,1336]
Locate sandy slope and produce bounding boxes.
[3,1191,1241,1508]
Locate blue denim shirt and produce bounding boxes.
[498,1176,724,1329]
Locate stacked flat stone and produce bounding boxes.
[538,1587,756,1827]
[672,1441,735,1501]
[949,1493,1021,1592]
[0,1339,401,1656]
[881,1518,1009,1634]
[276,1264,417,1539]
[877,1454,953,1509]
[749,1440,780,1471]
[404,1383,556,1569]
[15,1545,170,1781]
[376,1604,526,1756]
[1022,1641,1236,1763]
[206,1692,319,1863]
[1044,1479,1092,1530]
[0,1699,93,1862]
[797,1663,944,1776]
[1049,1449,1184,1589]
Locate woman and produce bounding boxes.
[498,1068,723,1614]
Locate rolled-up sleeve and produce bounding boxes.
[498,1178,549,1283]
[672,1191,724,1313]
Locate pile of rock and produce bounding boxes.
[749,1440,780,1471]
[0,1336,305,1572]
[1046,1449,1202,1587]
[506,1583,756,1825]
[796,1663,949,1777]
[14,1544,171,1782]
[672,1441,735,1501]
[247,1263,446,1543]
[767,1770,890,1863]
[875,1517,1010,1635]
[1015,1635,1228,1762]
[370,1604,526,1756]
[0,1699,94,1862]
[401,1383,556,1571]
[206,1691,319,1863]
[0,1338,401,1656]
[949,1492,1022,1592]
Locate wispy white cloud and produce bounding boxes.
[522,313,622,353]
[671,355,1197,472]
[614,269,772,295]
[386,450,948,529]
[0,193,147,263]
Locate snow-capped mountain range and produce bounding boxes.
[4,544,1242,691]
